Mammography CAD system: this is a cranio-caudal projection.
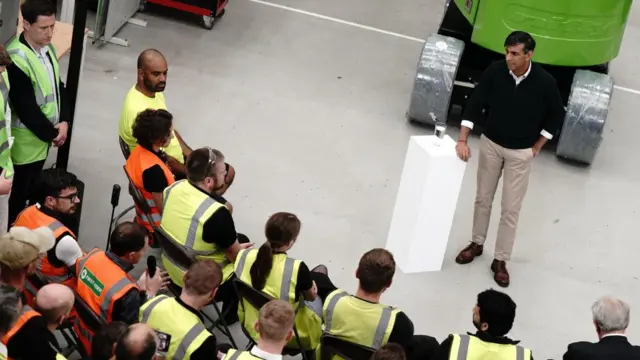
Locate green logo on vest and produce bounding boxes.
[79,268,104,297]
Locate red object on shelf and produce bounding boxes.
[145,0,228,17]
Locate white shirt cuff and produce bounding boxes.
[540,130,553,140]
[55,235,84,267]
[460,120,474,130]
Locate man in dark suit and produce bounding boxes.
[563,296,640,360]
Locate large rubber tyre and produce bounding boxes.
[407,34,465,125]
[202,15,214,29]
[555,69,614,165]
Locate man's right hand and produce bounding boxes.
[0,170,12,195]
[145,270,170,298]
[456,141,471,162]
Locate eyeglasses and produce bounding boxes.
[205,147,217,177]
[57,192,79,201]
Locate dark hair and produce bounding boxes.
[137,49,165,70]
[186,147,224,183]
[21,0,56,24]
[477,289,517,337]
[91,322,128,360]
[357,248,395,293]
[32,168,79,204]
[109,222,147,256]
[114,325,157,360]
[131,109,173,149]
[370,343,406,360]
[0,45,12,67]
[250,213,301,290]
[0,285,20,335]
[184,260,222,296]
[504,31,536,54]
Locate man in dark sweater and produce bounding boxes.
[454,31,565,287]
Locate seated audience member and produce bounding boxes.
[223,299,296,359]
[0,285,22,358]
[124,109,176,234]
[371,343,406,360]
[14,168,84,288]
[118,48,236,190]
[4,283,74,360]
[140,260,222,359]
[160,147,251,323]
[115,323,160,360]
[235,212,334,354]
[320,249,438,360]
[92,321,128,360]
[74,221,168,355]
[563,296,640,360]
[431,289,532,360]
[0,226,54,307]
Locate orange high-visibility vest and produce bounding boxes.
[124,145,174,232]
[1,305,41,360]
[73,248,139,354]
[14,205,79,288]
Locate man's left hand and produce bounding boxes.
[53,122,69,147]
[532,146,541,157]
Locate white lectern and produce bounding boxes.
[386,135,467,273]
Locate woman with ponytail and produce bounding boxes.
[233,212,336,356]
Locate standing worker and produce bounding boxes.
[6,0,70,228]
[0,46,14,235]
[454,31,565,287]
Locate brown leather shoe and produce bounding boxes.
[455,242,484,264]
[491,260,510,287]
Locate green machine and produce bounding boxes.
[408,0,633,164]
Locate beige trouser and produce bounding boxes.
[472,135,534,261]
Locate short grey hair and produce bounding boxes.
[0,284,21,334]
[592,296,630,333]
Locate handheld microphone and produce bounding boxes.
[111,184,121,207]
[147,256,157,278]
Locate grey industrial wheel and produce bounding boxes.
[407,33,465,125]
[202,15,214,29]
[556,69,614,165]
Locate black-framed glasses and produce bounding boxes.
[57,192,79,201]
[205,147,217,177]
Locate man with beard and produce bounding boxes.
[430,289,534,360]
[160,147,251,324]
[118,49,235,194]
[13,168,84,290]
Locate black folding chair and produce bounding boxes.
[319,333,376,360]
[119,137,131,160]
[122,166,161,248]
[153,227,238,348]
[232,278,309,360]
[72,291,106,359]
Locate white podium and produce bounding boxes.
[386,135,467,273]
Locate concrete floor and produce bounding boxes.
[49,0,640,358]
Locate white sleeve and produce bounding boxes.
[55,235,84,267]
[460,120,474,130]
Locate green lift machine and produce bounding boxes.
[408,0,633,165]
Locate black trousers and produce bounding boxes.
[405,335,439,360]
[8,160,46,230]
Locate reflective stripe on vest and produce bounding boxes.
[1,306,39,345]
[324,291,396,348]
[449,334,531,360]
[225,349,262,360]
[139,295,210,360]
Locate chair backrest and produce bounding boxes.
[320,333,376,360]
[119,137,131,160]
[154,227,196,270]
[233,278,272,313]
[122,165,155,225]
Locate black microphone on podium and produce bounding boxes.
[147,256,157,279]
